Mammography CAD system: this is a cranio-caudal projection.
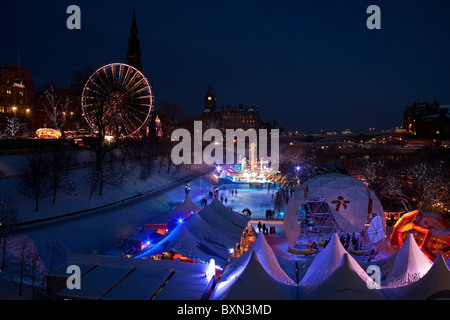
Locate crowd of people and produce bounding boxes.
[320,232,363,249]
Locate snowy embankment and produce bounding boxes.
[0,149,215,298]
[0,150,212,225]
[0,149,213,262]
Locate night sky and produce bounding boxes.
[1,1,449,133]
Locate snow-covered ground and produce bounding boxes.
[0,151,213,281]
[1,150,448,298]
[0,151,211,223]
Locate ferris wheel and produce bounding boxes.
[81,63,154,137]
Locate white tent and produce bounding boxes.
[140,198,249,269]
[366,213,385,244]
[206,198,250,229]
[168,192,202,218]
[285,173,385,249]
[145,192,202,226]
[183,211,242,254]
[382,254,450,300]
[299,233,370,286]
[383,233,433,288]
[197,199,250,239]
[299,253,385,300]
[210,250,298,300]
[240,233,296,285]
[284,199,302,250]
[142,223,230,268]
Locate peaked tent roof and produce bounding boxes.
[210,251,298,300]
[382,254,450,300]
[299,253,385,300]
[274,251,300,284]
[168,192,202,217]
[299,233,369,285]
[183,212,242,257]
[241,233,296,285]
[197,200,249,238]
[206,198,250,229]
[146,192,202,225]
[138,223,230,268]
[384,233,433,288]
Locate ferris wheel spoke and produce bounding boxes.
[129,85,151,97]
[85,86,109,101]
[111,64,117,87]
[82,63,152,137]
[118,65,125,87]
[126,104,151,116]
[132,114,145,126]
[125,77,147,95]
[121,66,134,90]
[91,75,112,97]
[129,103,152,111]
[102,67,117,93]
[124,71,140,92]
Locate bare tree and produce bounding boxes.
[0,197,19,272]
[3,116,27,138]
[345,157,409,212]
[17,153,53,212]
[48,148,76,204]
[45,240,64,274]
[86,166,101,201]
[16,239,28,296]
[408,159,449,211]
[27,250,43,300]
[12,238,45,299]
[38,86,71,132]
[85,95,126,196]
[383,175,412,213]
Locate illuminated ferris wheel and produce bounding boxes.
[81,63,154,137]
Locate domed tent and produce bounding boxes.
[284,173,385,250]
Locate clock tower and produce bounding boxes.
[204,84,216,111]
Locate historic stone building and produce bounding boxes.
[126,10,143,72]
[0,63,34,135]
[0,63,34,115]
[201,84,262,131]
[404,99,450,139]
